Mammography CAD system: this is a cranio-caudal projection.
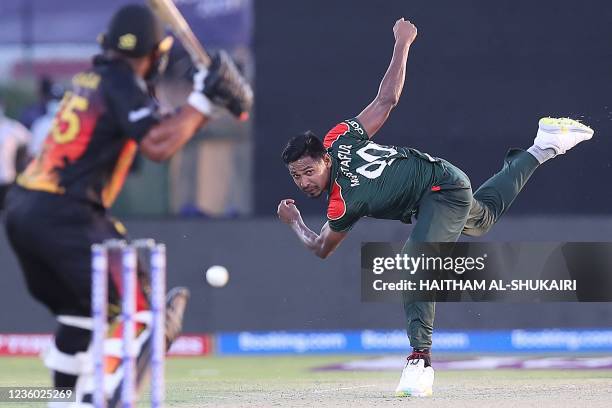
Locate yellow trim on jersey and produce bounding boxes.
[16,175,66,195]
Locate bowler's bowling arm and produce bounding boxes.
[356,36,412,138]
[289,220,347,259]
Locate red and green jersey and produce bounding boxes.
[324,118,468,232]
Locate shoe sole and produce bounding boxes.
[538,117,593,135]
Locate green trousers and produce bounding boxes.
[402,149,540,349]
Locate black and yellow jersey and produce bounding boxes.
[18,56,159,208]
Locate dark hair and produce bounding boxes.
[281,131,326,164]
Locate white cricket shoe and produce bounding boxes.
[395,354,434,397]
[534,117,594,156]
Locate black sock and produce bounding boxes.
[54,371,77,388]
[52,324,92,389]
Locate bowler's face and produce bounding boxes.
[287,155,331,198]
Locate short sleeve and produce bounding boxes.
[105,77,160,142]
[326,180,360,232]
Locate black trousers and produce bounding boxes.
[3,186,128,317]
[0,183,9,211]
[402,149,539,348]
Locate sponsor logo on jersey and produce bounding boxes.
[72,72,101,89]
[346,119,364,135]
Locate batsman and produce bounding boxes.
[277,18,593,397]
[3,3,252,405]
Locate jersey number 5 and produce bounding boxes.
[52,92,89,144]
[355,143,397,179]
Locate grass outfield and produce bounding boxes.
[1,355,612,407]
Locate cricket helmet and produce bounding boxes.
[99,4,173,58]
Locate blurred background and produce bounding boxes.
[1,0,611,357]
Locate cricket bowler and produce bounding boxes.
[277,18,593,397]
[3,4,252,405]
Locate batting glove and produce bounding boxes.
[202,51,253,119]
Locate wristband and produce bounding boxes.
[188,91,214,116]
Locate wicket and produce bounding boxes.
[91,239,167,408]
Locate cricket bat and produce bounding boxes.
[148,0,251,121]
[148,0,211,67]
